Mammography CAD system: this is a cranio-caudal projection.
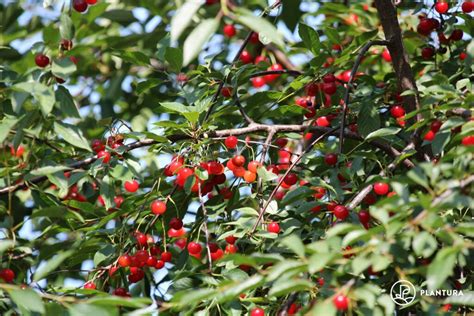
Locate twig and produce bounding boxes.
[234,96,255,124]
[248,69,302,78]
[198,183,213,272]
[339,39,390,154]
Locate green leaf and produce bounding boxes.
[236,9,285,48]
[13,82,56,117]
[160,102,202,123]
[358,101,380,138]
[183,18,219,66]
[136,79,161,94]
[298,23,321,55]
[51,57,77,79]
[101,9,137,25]
[0,240,15,253]
[165,47,183,72]
[54,121,92,151]
[69,303,117,316]
[55,86,80,118]
[309,252,338,273]
[412,231,437,258]
[269,279,313,297]
[366,127,401,140]
[427,246,460,291]
[257,166,278,182]
[310,301,337,316]
[431,130,450,155]
[87,296,151,308]
[170,0,202,42]
[111,50,149,66]
[29,165,70,177]
[280,235,305,259]
[34,250,74,281]
[94,244,115,266]
[8,288,45,313]
[0,115,18,143]
[59,14,74,39]
[217,275,264,302]
[100,175,114,210]
[280,0,303,31]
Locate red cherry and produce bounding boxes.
[250,307,265,316]
[35,54,50,67]
[113,287,130,297]
[91,139,105,153]
[232,155,246,167]
[424,130,436,141]
[324,153,338,166]
[72,0,88,12]
[84,281,96,289]
[450,29,463,41]
[435,1,449,14]
[322,82,337,95]
[146,256,158,267]
[86,0,97,4]
[249,32,260,44]
[333,205,349,220]
[373,182,390,195]
[243,170,257,183]
[187,242,202,254]
[221,87,233,98]
[247,161,260,173]
[381,49,392,62]
[316,116,331,127]
[118,254,131,267]
[60,39,73,50]
[459,52,467,60]
[225,136,238,149]
[275,138,288,147]
[169,217,183,230]
[283,173,298,186]
[240,50,253,64]
[263,63,284,82]
[225,244,238,254]
[267,221,280,234]
[333,294,349,310]
[254,55,268,64]
[417,18,435,36]
[10,145,25,158]
[151,200,167,215]
[223,24,236,38]
[0,269,15,283]
[305,83,320,96]
[135,232,148,247]
[323,73,336,83]
[251,76,266,88]
[341,70,352,83]
[97,150,111,164]
[175,238,187,249]
[225,235,237,244]
[430,120,442,133]
[124,180,139,192]
[114,195,124,208]
[462,135,474,146]
[161,251,172,262]
[390,105,405,118]
[288,303,299,315]
[210,248,224,261]
[462,1,474,13]
[176,167,194,186]
[358,210,371,225]
[421,47,435,60]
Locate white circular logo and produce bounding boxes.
[390,280,416,306]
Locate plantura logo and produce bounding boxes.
[390,280,416,306]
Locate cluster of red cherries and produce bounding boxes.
[72,0,99,13]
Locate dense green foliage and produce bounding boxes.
[0,0,473,315]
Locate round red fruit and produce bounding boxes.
[240,50,253,64]
[421,47,434,60]
[187,242,202,254]
[333,205,349,220]
[251,76,266,88]
[267,221,280,234]
[0,269,15,283]
[462,1,473,13]
[435,1,449,14]
[324,153,338,166]
[333,294,349,310]
[390,105,405,118]
[169,217,183,230]
[381,49,392,62]
[176,167,194,186]
[124,180,139,192]
[250,307,265,316]
[373,182,389,195]
[73,0,88,12]
[35,54,50,67]
[225,136,238,149]
[225,235,237,244]
[84,282,96,289]
[151,200,167,215]
[161,251,172,262]
[462,135,474,146]
[86,0,97,4]
[223,24,236,38]
[118,254,131,267]
[283,173,298,186]
[97,150,111,164]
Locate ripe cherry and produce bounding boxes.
[459,52,467,61]
[283,173,298,186]
[358,210,371,227]
[169,217,183,230]
[240,50,253,64]
[233,166,246,178]
[223,24,236,38]
[435,1,449,14]
[187,242,202,254]
[91,139,105,153]
[225,244,238,254]
[176,167,193,186]
[251,76,266,88]
[421,47,435,60]
[211,248,224,261]
[333,294,349,310]
[424,130,436,141]
[97,150,111,164]
[151,200,167,215]
[225,235,237,244]
[146,256,158,267]
[373,182,389,195]
[322,82,337,95]
[381,49,392,62]
[243,170,257,183]
[313,187,326,199]
[225,136,238,149]
[250,307,265,316]
[0,269,15,283]
[316,116,330,127]
[35,54,50,67]
[161,251,172,262]
[333,205,349,220]
[86,0,97,4]
[254,55,268,64]
[323,73,336,83]
[390,105,405,118]
[305,82,319,96]
[221,87,233,98]
[324,153,338,166]
[264,63,284,82]
[430,120,442,133]
[135,232,148,247]
[232,155,246,167]
[118,254,132,267]
[84,281,96,289]
[450,29,463,41]
[10,145,25,158]
[247,161,260,173]
[72,0,88,12]
[462,135,474,146]
[249,32,260,44]
[267,221,280,234]
[462,1,474,13]
[124,180,139,192]
[60,39,73,50]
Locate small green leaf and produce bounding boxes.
[427,246,460,291]
[236,9,285,48]
[298,23,321,55]
[100,175,114,210]
[412,231,437,258]
[55,86,80,118]
[183,19,219,66]
[280,235,305,259]
[8,288,45,313]
[269,279,313,297]
[13,82,56,117]
[54,121,91,151]
[34,250,74,281]
[0,115,18,143]
[69,303,117,316]
[165,47,183,72]
[52,57,77,79]
[308,252,337,273]
[59,14,74,39]
[366,127,401,140]
[170,0,202,42]
[358,102,380,138]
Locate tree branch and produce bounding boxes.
[339,39,390,154]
